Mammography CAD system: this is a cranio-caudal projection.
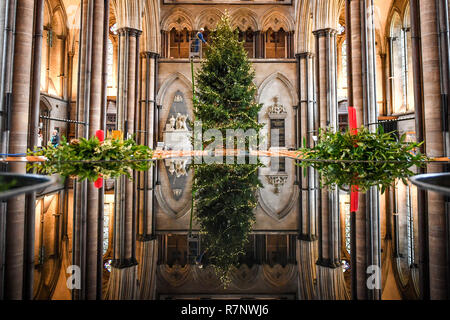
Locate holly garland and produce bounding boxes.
[27,132,153,183]
[297,126,428,193]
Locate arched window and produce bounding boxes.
[238,28,255,58]
[107,37,115,95]
[169,28,190,59]
[39,101,51,147]
[265,28,286,59]
[389,5,413,114]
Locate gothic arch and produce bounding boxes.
[230,8,259,31]
[257,73,298,220]
[295,0,314,52]
[161,8,194,31]
[156,72,192,106]
[257,72,298,105]
[142,0,160,53]
[111,0,143,30]
[261,8,294,32]
[155,72,194,219]
[195,8,222,30]
[312,0,345,31]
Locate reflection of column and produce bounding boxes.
[313,28,348,300]
[107,26,142,300]
[22,0,44,301]
[136,51,159,299]
[5,0,35,300]
[412,0,449,300]
[73,0,107,301]
[347,0,381,300]
[296,52,318,300]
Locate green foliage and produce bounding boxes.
[192,13,263,286]
[0,177,17,192]
[193,163,261,286]
[297,126,428,193]
[27,136,153,182]
[194,13,263,136]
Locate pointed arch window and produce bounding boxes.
[265,28,286,59]
[389,4,414,114]
[169,28,190,59]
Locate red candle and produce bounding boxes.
[96,130,105,142]
[348,106,359,211]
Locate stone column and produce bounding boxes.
[106,27,142,300]
[4,0,35,300]
[313,28,349,300]
[296,52,318,300]
[135,51,159,300]
[72,0,107,300]
[347,0,381,300]
[417,0,449,300]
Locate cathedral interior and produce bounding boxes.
[0,0,450,302]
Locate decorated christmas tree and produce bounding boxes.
[192,13,263,286]
[194,12,263,137]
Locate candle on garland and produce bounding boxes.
[348,106,359,212]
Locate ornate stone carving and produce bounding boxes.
[266,175,288,194]
[267,96,287,119]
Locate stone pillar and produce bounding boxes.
[72,0,107,300]
[416,0,449,300]
[107,27,142,300]
[347,0,381,300]
[4,0,35,300]
[313,28,348,300]
[135,51,159,300]
[296,52,318,300]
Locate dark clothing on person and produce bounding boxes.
[51,133,60,147]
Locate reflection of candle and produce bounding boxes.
[94,176,103,189]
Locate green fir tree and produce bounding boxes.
[192,13,263,286]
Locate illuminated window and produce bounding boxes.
[389,3,413,114]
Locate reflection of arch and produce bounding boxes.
[258,186,299,221]
[261,9,294,32]
[161,8,194,31]
[230,8,259,31]
[195,8,222,30]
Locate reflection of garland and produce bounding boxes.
[27,134,153,182]
[297,126,428,193]
[193,163,261,286]
[0,177,17,192]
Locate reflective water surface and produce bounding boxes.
[21,152,446,300]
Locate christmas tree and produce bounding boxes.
[192,13,263,286]
[194,12,263,136]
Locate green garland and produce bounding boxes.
[27,136,153,182]
[297,126,428,193]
